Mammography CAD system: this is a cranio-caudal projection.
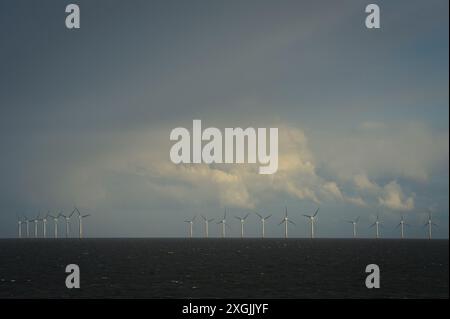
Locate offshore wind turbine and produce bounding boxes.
[201,215,214,238]
[184,215,196,238]
[217,209,229,238]
[255,212,271,238]
[370,214,382,239]
[302,208,319,239]
[74,207,90,239]
[346,216,360,238]
[395,215,409,239]
[234,213,250,238]
[278,207,295,238]
[424,212,437,239]
[60,209,76,238]
[32,213,40,238]
[24,216,30,238]
[41,212,50,238]
[48,211,62,238]
[17,216,22,238]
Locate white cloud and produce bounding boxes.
[378,181,415,211]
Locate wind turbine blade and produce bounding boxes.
[369,223,376,228]
[255,212,262,219]
[395,223,400,229]
[201,215,207,221]
[234,216,241,220]
[313,208,319,217]
[288,220,296,225]
[278,220,284,225]
[265,214,272,220]
[244,214,249,220]
[208,218,214,222]
[302,214,311,218]
[82,214,90,218]
[69,209,76,217]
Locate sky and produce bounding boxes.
[0,0,448,238]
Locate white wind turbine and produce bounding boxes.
[17,216,22,238]
[217,209,230,238]
[201,215,214,238]
[60,209,76,238]
[48,211,62,238]
[424,211,438,239]
[41,212,50,238]
[24,216,30,238]
[346,216,360,238]
[74,207,90,239]
[32,213,40,238]
[302,208,319,239]
[370,214,382,239]
[278,207,295,238]
[255,212,271,238]
[184,215,196,238]
[234,213,250,238]
[395,215,409,239]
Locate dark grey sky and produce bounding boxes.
[0,0,448,238]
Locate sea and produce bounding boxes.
[0,239,447,299]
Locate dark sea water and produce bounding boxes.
[0,239,447,299]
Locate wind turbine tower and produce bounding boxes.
[278,207,295,238]
[346,216,360,238]
[396,215,409,239]
[235,214,249,238]
[48,212,62,238]
[302,208,319,239]
[184,215,196,238]
[217,209,228,238]
[17,217,22,238]
[255,212,271,238]
[74,207,90,239]
[370,214,382,239]
[425,212,437,239]
[201,215,214,238]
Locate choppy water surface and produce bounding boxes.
[0,239,447,298]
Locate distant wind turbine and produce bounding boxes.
[234,214,250,238]
[201,215,214,238]
[370,214,382,239]
[41,212,50,238]
[255,212,271,238]
[303,208,319,239]
[424,211,438,239]
[278,207,295,238]
[32,213,40,238]
[60,209,77,238]
[217,209,230,238]
[74,207,90,239]
[24,216,30,238]
[184,215,196,238]
[395,215,409,239]
[346,216,360,238]
[48,211,63,238]
[17,216,22,238]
